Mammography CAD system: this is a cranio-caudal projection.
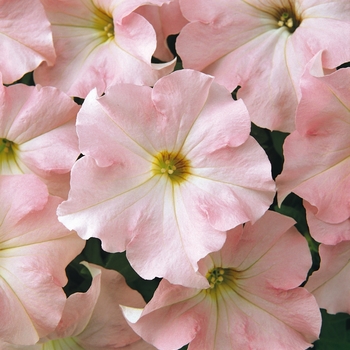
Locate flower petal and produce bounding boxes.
[0,0,55,84]
[306,241,350,314]
[277,52,350,223]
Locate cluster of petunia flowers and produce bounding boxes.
[0,0,349,349]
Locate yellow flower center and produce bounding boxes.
[0,138,22,174]
[41,337,84,349]
[204,266,240,297]
[276,10,300,33]
[92,4,114,40]
[152,151,191,184]
[0,138,12,154]
[206,267,226,289]
[103,21,114,38]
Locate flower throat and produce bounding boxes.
[276,6,300,33]
[152,150,191,184]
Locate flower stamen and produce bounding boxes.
[276,10,300,33]
[0,138,12,154]
[0,138,23,174]
[206,267,226,289]
[152,151,191,184]
[104,22,114,38]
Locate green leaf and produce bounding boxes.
[174,60,183,71]
[6,71,35,86]
[270,130,288,159]
[273,193,308,234]
[250,123,287,179]
[105,252,161,302]
[63,258,92,296]
[273,193,320,276]
[79,237,107,266]
[312,310,350,350]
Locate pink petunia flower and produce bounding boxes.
[304,200,350,245]
[0,175,85,346]
[277,51,350,224]
[57,69,275,287]
[123,211,321,350]
[306,241,350,315]
[0,75,80,198]
[34,0,177,98]
[2,262,155,350]
[0,0,56,84]
[135,0,188,62]
[176,0,350,131]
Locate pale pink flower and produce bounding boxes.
[176,0,350,131]
[0,175,85,346]
[277,51,350,223]
[123,211,321,350]
[0,0,56,84]
[306,241,350,315]
[57,69,275,287]
[2,263,155,350]
[305,200,350,245]
[34,0,176,98]
[135,0,188,62]
[0,76,80,198]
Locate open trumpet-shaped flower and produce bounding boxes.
[0,75,80,198]
[0,0,56,84]
[2,263,155,350]
[176,0,350,131]
[57,69,275,287]
[34,0,176,98]
[0,175,85,346]
[277,51,350,224]
[123,211,321,350]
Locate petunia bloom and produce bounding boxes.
[57,69,275,287]
[306,241,350,315]
[304,200,350,245]
[0,175,85,346]
[123,211,321,350]
[176,0,350,131]
[277,51,350,224]
[0,0,56,84]
[0,75,80,198]
[34,0,176,98]
[1,263,155,350]
[135,0,188,62]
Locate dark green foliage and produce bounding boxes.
[63,258,92,296]
[4,71,35,87]
[250,123,288,179]
[105,252,161,303]
[64,238,160,303]
[312,310,350,350]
